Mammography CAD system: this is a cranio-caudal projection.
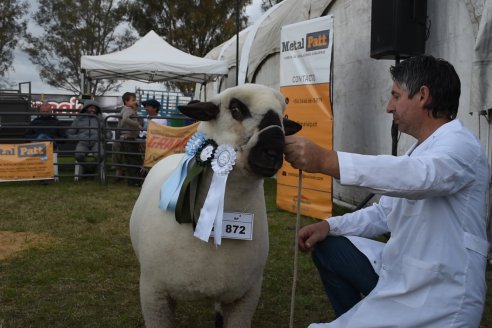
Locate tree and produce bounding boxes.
[0,0,28,77]
[125,0,252,93]
[23,0,136,95]
[261,0,283,12]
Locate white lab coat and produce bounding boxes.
[310,120,490,328]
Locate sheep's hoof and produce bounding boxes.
[214,311,224,328]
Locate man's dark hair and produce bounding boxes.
[122,92,136,105]
[390,55,460,120]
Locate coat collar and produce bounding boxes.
[406,119,462,156]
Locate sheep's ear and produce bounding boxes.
[178,102,220,121]
[283,118,302,136]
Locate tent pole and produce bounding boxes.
[235,0,240,86]
[80,70,86,94]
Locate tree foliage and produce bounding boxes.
[23,0,136,95]
[125,0,252,93]
[0,0,28,77]
[261,0,283,12]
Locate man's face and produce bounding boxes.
[39,103,52,113]
[87,105,98,114]
[127,96,138,110]
[386,81,423,138]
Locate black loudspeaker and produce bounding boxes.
[370,0,427,60]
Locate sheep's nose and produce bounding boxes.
[259,147,283,167]
[264,148,280,157]
[247,127,285,177]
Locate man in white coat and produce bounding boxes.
[284,55,489,327]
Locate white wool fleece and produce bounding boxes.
[198,83,286,148]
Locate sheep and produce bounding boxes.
[129,83,302,327]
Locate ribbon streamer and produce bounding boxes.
[174,163,205,224]
[194,144,236,246]
[175,140,218,224]
[159,131,206,211]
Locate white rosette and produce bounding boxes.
[194,144,236,246]
[198,144,215,163]
[159,131,206,211]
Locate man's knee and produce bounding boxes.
[313,236,351,258]
[75,153,85,162]
[312,236,350,270]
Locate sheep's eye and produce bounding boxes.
[230,106,243,120]
[229,98,252,122]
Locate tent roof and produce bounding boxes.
[80,30,228,84]
[202,0,332,90]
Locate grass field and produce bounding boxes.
[0,178,490,327]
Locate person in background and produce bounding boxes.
[137,99,168,178]
[284,55,489,327]
[111,92,136,181]
[24,101,67,147]
[118,92,144,187]
[139,98,167,139]
[67,100,111,175]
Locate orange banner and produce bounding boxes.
[144,121,198,167]
[277,84,333,219]
[0,142,54,181]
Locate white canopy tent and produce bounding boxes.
[80,30,228,86]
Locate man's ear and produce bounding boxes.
[419,85,431,106]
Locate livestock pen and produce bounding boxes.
[0,83,193,185]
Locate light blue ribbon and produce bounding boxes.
[159,131,206,211]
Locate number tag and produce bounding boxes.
[211,212,254,241]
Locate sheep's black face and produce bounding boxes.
[178,84,302,178]
[248,111,285,177]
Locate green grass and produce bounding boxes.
[0,178,490,327]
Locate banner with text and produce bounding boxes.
[278,15,334,219]
[0,142,54,181]
[144,121,198,167]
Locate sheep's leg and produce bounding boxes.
[221,279,262,328]
[139,276,175,328]
[214,302,224,328]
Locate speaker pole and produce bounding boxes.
[391,56,400,156]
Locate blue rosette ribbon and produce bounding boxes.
[159,131,206,211]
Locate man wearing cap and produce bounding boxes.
[140,99,167,139]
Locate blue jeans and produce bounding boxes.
[312,236,379,317]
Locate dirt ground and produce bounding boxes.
[0,231,55,260]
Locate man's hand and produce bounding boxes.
[298,220,330,252]
[284,136,340,178]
